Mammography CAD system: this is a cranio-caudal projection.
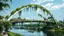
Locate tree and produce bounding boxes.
[5,15,9,20]
[3,21,12,32]
[0,15,4,20]
[0,23,3,32]
[0,0,12,11]
[0,21,12,32]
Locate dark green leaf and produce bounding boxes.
[10,0,12,3]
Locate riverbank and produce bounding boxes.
[8,32,23,36]
[25,27,64,32]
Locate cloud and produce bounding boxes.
[63,0,64,1]
[51,3,64,10]
[44,3,53,7]
[32,0,54,4]
[41,3,53,10]
[42,3,64,10]
[32,0,64,10]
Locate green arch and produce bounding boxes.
[7,4,54,21]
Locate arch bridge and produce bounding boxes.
[6,4,56,25]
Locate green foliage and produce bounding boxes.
[0,0,12,11]
[16,8,21,11]
[0,34,3,36]
[4,0,12,2]
[5,15,9,20]
[0,21,12,32]
[33,5,38,11]
[10,10,16,16]
[0,26,3,32]
[38,14,47,20]
[38,14,43,18]
[10,0,12,3]
[0,15,4,20]
[3,21,12,32]
[8,4,53,20]
[27,4,33,7]
[18,11,22,19]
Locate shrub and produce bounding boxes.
[0,21,12,32]
[3,21,12,32]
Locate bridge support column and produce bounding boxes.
[22,22,23,26]
[38,22,40,26]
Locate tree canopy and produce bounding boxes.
[0,0,12,11]
[0,15,4,19]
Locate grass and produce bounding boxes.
[8,32,23,36]
[0,34,3,36]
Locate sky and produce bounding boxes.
[0,0,64,21]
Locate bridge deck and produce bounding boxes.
[11,20,55,23]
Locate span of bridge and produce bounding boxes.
[6,4,56,24]
[11,19,55,24]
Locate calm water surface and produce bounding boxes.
[9,28,64,36]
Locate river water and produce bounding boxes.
[9,28,64,36]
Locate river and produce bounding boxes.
[9,28,64,36]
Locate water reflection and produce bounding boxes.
[10,28,64,36]
[10,29,46,36]
[44,31,64,36]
